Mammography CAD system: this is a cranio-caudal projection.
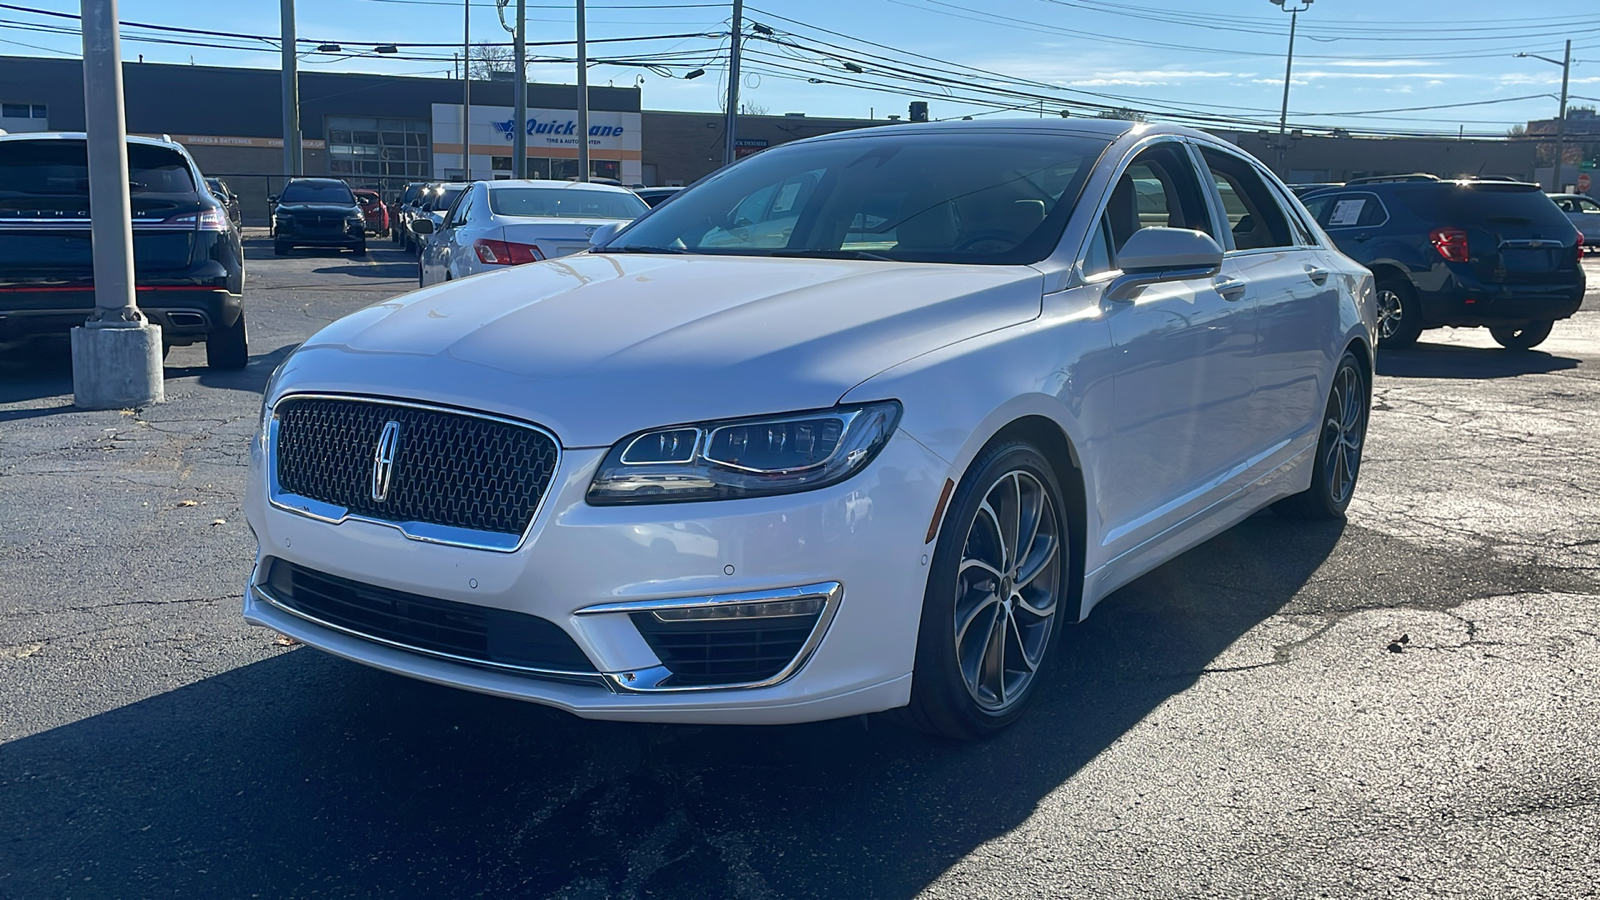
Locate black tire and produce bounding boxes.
[1489,320,1553,350]
[350,240,367,257]
[273,241,289,257]
[1274,351,1369,520]
[1374,278,1422,348]
[898,440,1070,740]
[205,312,249,370]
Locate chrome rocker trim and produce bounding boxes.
[577,581,845,693]
[265,392,562,554]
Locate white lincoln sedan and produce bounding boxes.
[415,179,647,286]
[245,120,1375,738]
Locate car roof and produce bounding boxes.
[286,177,349,185]
[0,130,186,149]
[789,117,1183,148]
[481,179,637,194]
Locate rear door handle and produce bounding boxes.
[1351,232,1372,243]
[1305,265,1331,285]
[1214,275,1248,301]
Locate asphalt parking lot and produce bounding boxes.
[2,236,1599,899]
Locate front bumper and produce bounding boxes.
[276,221,364,247]
[244,428,948,724]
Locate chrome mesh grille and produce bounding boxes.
[273,396,558,537]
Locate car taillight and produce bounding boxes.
[474,238,545,265]
[164,209,229,232]
[1578,233,1585,263]
[1429,227,1470,263]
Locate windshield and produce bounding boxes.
[0,141,195,196]
[280,181,355,204]
[429,185,465,210]
[605,132,1106,264]
[488,187,646,220]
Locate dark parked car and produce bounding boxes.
[1302,177,1585,349]
[272,178,366,256]
[352,189,390,237]
[0,132,248,369]
[633,186,683,207]
[405,183,464,254]
[1287,182,1340,198]
[205,176,241,226]
[390,181,428,246]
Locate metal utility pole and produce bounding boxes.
[513,0,527,178]
[723,0,743,167]
[73,0,163,408]
[1518,41,1573,191]
[576,0,589,181]
[280,0,301,177]
[1269,0,1311,177]
[462,0,472,181]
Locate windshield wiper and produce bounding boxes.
[767,249,896,262]
[593,245,694,255]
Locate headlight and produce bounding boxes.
[586,401,901,505]
[256,360,291,450]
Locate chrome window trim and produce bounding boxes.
[1190,139,1314,256]
[265,392,562,554]
[576,581,845,693]
[252,582,609,688]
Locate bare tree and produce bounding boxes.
[739,101,770,116]
[468,45,516,80]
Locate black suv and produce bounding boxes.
[1302,176,1585,350]
[272,178,366,256]
[0,132,248,369]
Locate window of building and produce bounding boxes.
[325,116,429,181]
[2,103,47,119]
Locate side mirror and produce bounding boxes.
[589,222,623,248]
[267,194,278,203]
[411,218,435,236]
[1104,227,1224,302]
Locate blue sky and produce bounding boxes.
[3,0,1598,135]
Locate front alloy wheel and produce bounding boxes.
[901,440,1068,739]
[1275,350,1368,519]
[955,470,1061,713]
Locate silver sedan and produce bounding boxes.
[417,180,648,286]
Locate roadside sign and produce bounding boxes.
[1579,172,1592,194]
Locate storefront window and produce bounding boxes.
[326,115,429,183]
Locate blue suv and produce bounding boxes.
[1302,176,1585,349]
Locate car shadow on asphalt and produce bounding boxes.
[0,339,296,416]
[310,261,419,280]
[0,515,1353,898]
[1377,343,1580,379]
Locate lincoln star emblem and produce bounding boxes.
[371,420,401,502]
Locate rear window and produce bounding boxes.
[487,187,646,220]
[280,180,355,204]
[0,140,194,196]
[1398,186,1570,228]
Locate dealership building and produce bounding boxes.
[1,54,1548,222]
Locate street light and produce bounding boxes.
[1268,0,1312,178]
[1517,41,1573,192]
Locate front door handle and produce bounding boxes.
[1305,265,1331,285]
[1351,232,1372,243]
[1214,275,1248,301]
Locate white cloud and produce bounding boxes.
[1321,59,1431,68]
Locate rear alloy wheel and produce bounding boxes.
[1275,351,1368,520]
[205,312,249,370]
[1489,320,1553,350]
[901,441,1068,739]
[1374,278,1422,348]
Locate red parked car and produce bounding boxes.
[352,189,390,237]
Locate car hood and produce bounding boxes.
[278,202,359,215]
[274,253,1044,447]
